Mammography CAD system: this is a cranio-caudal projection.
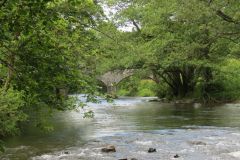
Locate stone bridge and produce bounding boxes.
[97,69,156,95]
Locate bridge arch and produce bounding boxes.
[97,69,158,95]
[97,69,135,95]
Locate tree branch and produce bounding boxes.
[160,74,175,90]
[216,10,239,24]
[131,19,141,32]
[0,58,15,72]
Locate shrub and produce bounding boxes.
[0,88,27,137]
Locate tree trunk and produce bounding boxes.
[3,53,15,91]
[162,65,196,98]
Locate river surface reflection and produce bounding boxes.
[1,96,240,159]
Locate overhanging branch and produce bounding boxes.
[216,10,239,24]
[131,19,141,32]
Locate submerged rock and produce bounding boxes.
[174,154,179,158]
[148,148,156,153]
[101,145,116,153]
[63,151,70,154]
[148,98,161,102]
[106,94,118,99]
[118,159,127,160]
[188,141,206,145]
[174,99,195,104]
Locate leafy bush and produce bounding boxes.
[212,59,240,101]
[193,59,240,102]
[117,79,157,97]
[0,88,27,137]
[137,80,157,97]
[138,88,155,97]
[155,83,170,98]
[117,89,130,96]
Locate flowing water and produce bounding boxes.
[1,95,240,160]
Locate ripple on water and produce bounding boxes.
[2,97,240,160]
[135,140,153,145]
[229,151,240,158]
[28,128,240,160]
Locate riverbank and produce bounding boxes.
[148,97,240,105]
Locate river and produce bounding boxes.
[1,95,240,160]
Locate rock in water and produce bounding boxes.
[188,141,206,145]
[101,145,116,153]
[174,154,179,158]
[131,158,138,160]
[148,148,156,153]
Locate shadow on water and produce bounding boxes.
[115,102,240,130]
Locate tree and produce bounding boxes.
[0,0,103,138]
[105,0,240,101]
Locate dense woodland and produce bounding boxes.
[0,0,240,150]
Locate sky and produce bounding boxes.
[102,3,135,32]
